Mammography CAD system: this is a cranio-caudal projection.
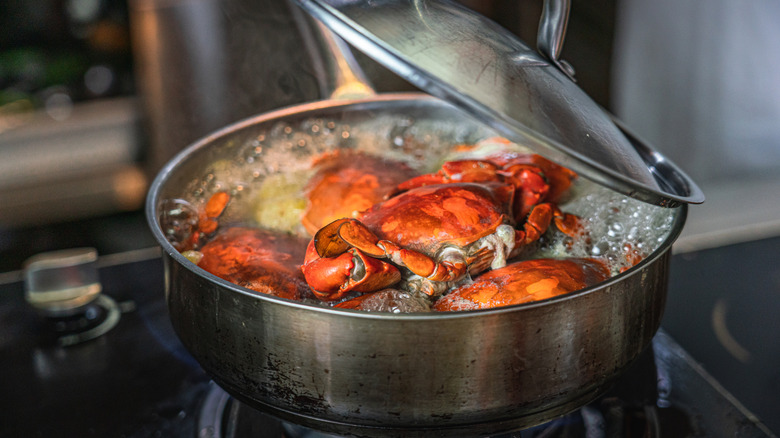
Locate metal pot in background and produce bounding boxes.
[129,0,417,175]
[128,0,331,174]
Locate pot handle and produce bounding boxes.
[537,0,577,82]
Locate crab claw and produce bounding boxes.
[313,218,384,259]
[310,218,471,295]
[199,191,231,234]
[301,240,401,301]
[488,153,577,204]
[515,202,583,245]
[554,210,583,237]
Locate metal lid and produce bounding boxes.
[296,0,703,207]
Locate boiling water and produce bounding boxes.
[538,181,676,275]
[160,112,676,305]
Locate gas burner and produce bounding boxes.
[195,383,677,438]
[42,294,133,346]
[197,382,286,438]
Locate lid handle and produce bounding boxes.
[537,0,577,81]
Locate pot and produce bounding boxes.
[146,1,699,436]
[148,93,685,437]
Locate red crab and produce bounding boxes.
[174,191,313,300]
[394,152,577,221]
[301,238,402,301]
[449,137,578,204]
[174,191,231,252]
[301,151,419,236]
[302,180,579,300]
[197,227,313,301]
[432,258,610,311]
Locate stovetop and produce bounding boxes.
[0,244,776,437]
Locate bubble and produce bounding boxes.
[591,240,609,256]
[536,179,675,274]
[158,199,198,250]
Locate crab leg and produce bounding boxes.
[182,191,231,251]
[393,160,501,193]
[513,203,583,247]
[499,164,549,220]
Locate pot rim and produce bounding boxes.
[146,92,687,321]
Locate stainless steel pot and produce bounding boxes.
[147,1,698,435]
[147,93,686,437]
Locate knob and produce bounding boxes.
[24,248,101,317]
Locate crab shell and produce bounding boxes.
[301,152,419,236]
[198,227,313,301]
[445,137,578,204]
[358,182,517,263]
[432,258,610,311]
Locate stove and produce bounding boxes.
[0,247,775,438]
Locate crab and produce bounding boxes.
[432,258,610,311]
[301,151,419,236]
[393,153,577,222]
[302,180,580,300]
[172,191,231,252]
[198,227,313,301]
[171,191,314,300]
[441,136,577,205]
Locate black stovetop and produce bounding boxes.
[0,240,777,437]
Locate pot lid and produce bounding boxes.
[296,0,703,207]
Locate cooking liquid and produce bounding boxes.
[159,114,676,310]
[538,181,676,276]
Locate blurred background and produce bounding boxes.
[0,0,778,432]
